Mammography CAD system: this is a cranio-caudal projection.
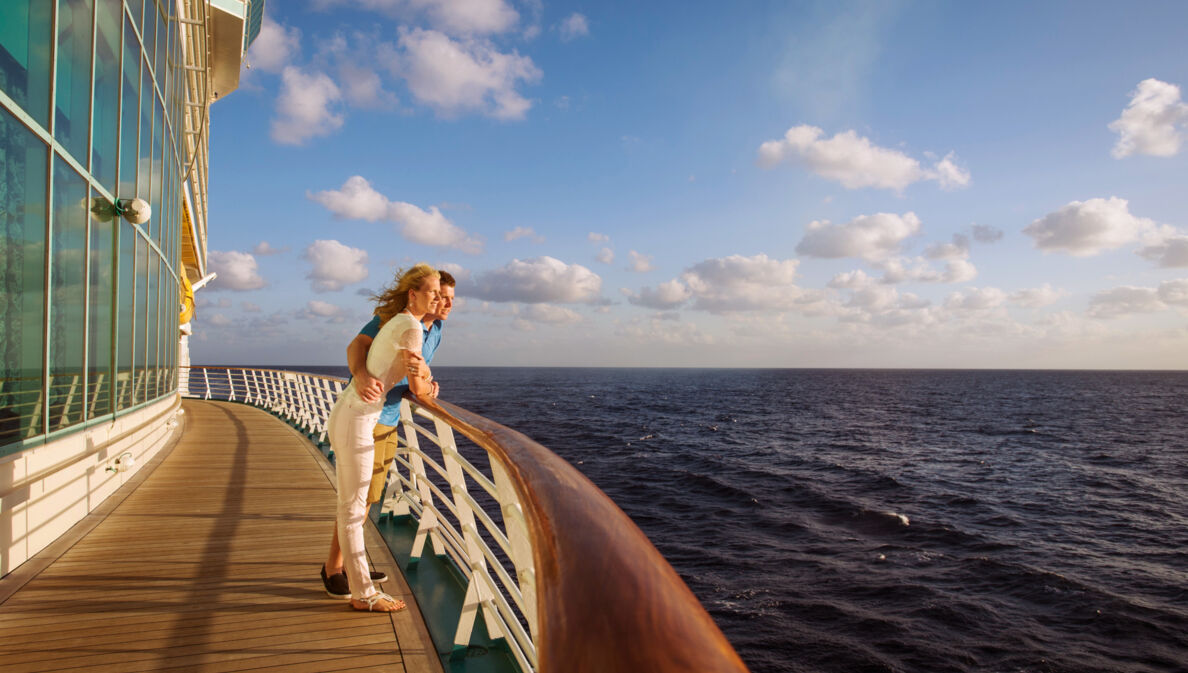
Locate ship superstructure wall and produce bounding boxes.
[0,1,255,577]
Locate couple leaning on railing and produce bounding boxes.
[186,263,749,672]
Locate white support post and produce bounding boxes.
[405,400,445,561]
[202,368,211,400]
[491,458,539,640]
[225,368,236,401]
[437,418,505,650]
[58,374,80,427]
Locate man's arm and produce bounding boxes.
[347,334,385,403]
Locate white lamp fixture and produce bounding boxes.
[116,198,152,225]
[106,452,135,474]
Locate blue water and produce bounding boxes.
[294,367,1188,673]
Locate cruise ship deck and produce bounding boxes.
[0,400,441,673]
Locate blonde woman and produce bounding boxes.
[321,264,440,612]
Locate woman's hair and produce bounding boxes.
[372,263,440,324]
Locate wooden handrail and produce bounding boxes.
[416,396,750,673]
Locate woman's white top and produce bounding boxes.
[340,312,423,413]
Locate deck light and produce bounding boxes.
[106,452,135,474]
[116,198,152,225]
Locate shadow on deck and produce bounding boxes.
[0,400,441,673]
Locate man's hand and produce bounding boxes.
[356,372,385,403]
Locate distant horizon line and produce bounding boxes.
[193,363,1188,373]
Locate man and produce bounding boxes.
[320,271,456,599]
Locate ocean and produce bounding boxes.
[293,367,1188,673]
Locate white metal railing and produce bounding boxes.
[179,365,539,671]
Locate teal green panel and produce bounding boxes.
[374,514,523,673]
[54,0,96,163]
[0,1,53,129]
[0,107,49,452]
[49,155,88,431]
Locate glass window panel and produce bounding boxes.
[118,14,138,198]
[133,234,147,403]
[0,1,53,129]
[137,54,151,201]
[153,1,165,88]
[54,0,96,164]
[126,0,142,30]
[91,0,122,192]
[151,94,163,245]
[115,222,135,409]
[48,156,88,431]
[145,250,158,401]
[0,108,48,450]
[87,190,114,419]
[141,0,155,78]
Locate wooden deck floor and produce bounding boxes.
[0,400,441,673]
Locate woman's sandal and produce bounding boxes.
[351,592,406,612]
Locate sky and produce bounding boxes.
[191,0,1188,369]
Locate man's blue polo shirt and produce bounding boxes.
[358,315,443,426]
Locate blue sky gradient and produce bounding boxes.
[193,0,1188,368]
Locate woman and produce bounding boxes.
[321,264,440,612]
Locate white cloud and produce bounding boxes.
[435,262,471,284]
[309,176,483,253]
[680,253,803,312]
[627,279,693,310]
[1009,284,1067,308]
[1088,286,1165,318]
[558,13,589,41]
[971,224,1004,243]
[828,269,874,290]
[467,256,603,303]
[248,17,300,73]
[944,287,1007,311]
[1109,78,1188,158]
[338,60,399,109]
[596,247,614,265]
[208,251,267,291]
[879,257,978,284]
[1023,197,1156,256]
[627,250,654,272]
[271,67,344,145]
[924,234,970,260]
[588,232,609,243]
[796,212,921,261]
[1137,234,1188,267]
[615,317,715,346]
[504,226,544,242]
[252,241,289,256]
[208,313,232,327]
[316,0,519,36]
[305,299,348,318]
[303,239,369,292]
[396,28,541,120]
[242,301,262,313]
[1159,278,1188,306]
[522,303,583,325]
[757,125,970,191]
